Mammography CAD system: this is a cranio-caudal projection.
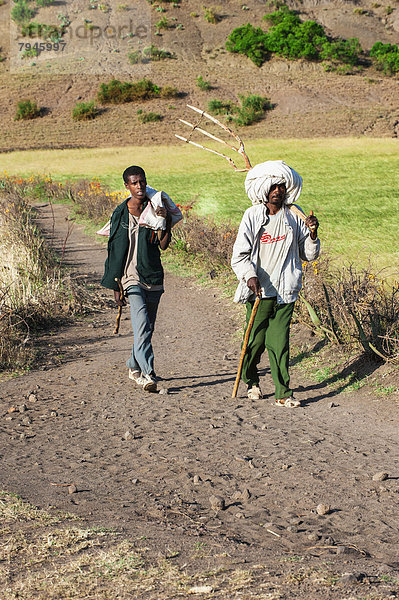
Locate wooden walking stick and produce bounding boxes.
[113,278,124,335]
[232,295,261,398]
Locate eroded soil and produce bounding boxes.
[0,0,398,151]
[0,203,398,598]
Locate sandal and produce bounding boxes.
[274,398,286,407]
[247,385,262,400]
[275,397,301,408]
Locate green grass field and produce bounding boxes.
[1,138,398,273]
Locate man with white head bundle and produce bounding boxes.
[231,160,320,406]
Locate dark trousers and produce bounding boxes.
[242,297,295,399]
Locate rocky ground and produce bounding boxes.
[0,202,398,598]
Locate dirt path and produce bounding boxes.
[1,203,398,597]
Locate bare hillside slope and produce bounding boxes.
[0,0,398,150]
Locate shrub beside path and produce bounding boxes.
[1,203,398,598]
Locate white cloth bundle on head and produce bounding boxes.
[244,160,303,206]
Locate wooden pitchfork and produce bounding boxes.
[175,104,309,224]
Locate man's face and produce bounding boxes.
[125,173,147,201]
[267,183,286,207]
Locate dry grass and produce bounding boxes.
[0,492,76,525]
[172,207,237,271]
[299,256,399,361]
[0,492,267,600]
[1,491,397,598]
[0,175,91,371]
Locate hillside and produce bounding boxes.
[0,0,398,151]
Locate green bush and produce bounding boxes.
[196,75,212,91]
[142,45,175,61]
[203,6,220,24]
[159,85,179,98]
[208,95,272,126]
[21,21,65,42]
[320,38,362,66]
[264,5,299,27]
[370,41,399,75]
[98,79,160,103]
[36,0,54,6]
[208,99,236,117]
[235,94,273,126]
[226,8,361,67]
[137,110,163,123]
[155,16,168,30]
[130,79,161,100]
[58,13,70,27]
[98,79,131,104]
[72,101,100,121]
[21,48,39,59]
[125,49,168,64]
[15,99,41,120]
[225,23,269,67]
[11,0,35,24]
[264,7,327,60]
[98,78,177,104]
[127,50,144,64]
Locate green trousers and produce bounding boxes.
[242,297,295,399]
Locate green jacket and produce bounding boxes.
[101,198,164,291]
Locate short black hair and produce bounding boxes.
[123,165,146,184]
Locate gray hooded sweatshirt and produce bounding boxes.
[231,204,320,304]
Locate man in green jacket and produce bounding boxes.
[101,165,171,392]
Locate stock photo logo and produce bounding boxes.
[9,0,152,74]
